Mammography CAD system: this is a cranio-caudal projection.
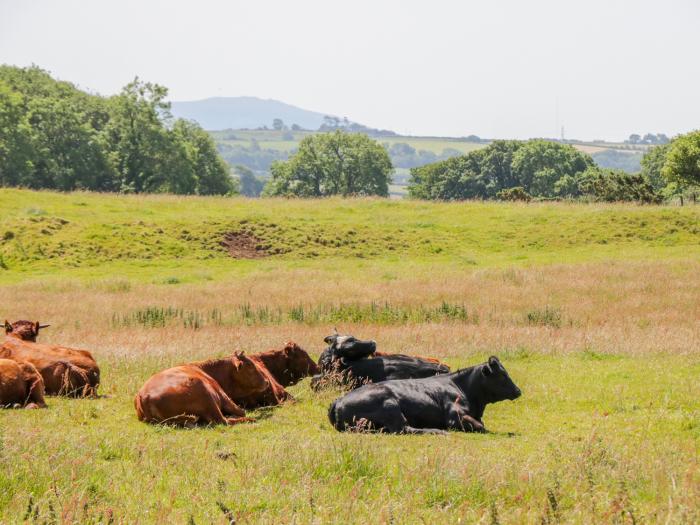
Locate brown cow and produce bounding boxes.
[0,358,46,409]
[3,320,49,342]
[236,355,291,408]
[135,352,285,426]
[2,320,100,397]
[249,341,319,387]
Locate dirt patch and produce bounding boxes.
[220,231,269,259]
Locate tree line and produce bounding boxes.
[2,66,698,202]
[0,66,235,195]
[406,137,699,203]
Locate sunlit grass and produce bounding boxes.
[0,190,698,522]
[0,189,698,284]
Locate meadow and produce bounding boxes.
[0,189,698,524]
[209,130,487,156]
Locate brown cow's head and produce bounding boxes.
[229,352,271,397]
[282,341,320,383]
[4,320,49,342]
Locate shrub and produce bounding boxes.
[497,187,531,202]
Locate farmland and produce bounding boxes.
[0,189,699,523]
[210,129,648,197]
[209,129,487,156]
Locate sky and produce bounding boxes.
[1,0,699,141]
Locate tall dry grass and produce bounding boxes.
[3,260,697,362]
[0,260,698,523]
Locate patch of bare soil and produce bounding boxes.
[220,231,269,259]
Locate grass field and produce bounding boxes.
[0,189,699,523]
[209,130,487,156]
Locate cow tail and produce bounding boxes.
[328,399,339,430]
[134,393,146,422]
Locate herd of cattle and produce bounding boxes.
[0,322,521,434]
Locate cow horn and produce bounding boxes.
[38,324,50,329]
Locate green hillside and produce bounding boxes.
[1,189,697,283]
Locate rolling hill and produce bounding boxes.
[170,96,332,131]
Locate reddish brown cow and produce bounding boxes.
[236,355,291,408]
[0,358,46,409]
[3,320,49,342]
[249,341,319,387]
[135,352,287,426]
[2,320,100,397]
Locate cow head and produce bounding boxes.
[323,334,377,361]
[4,320,50,342]
[230,352,271,396]
[282,342,320,381]
[479,356,522,402]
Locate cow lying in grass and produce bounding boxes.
[0,358,46,409]
[1,320,100,397]
[328,356,521,434]
[135,351,291,426]
[311,334,449,390]
[249,341,319,387]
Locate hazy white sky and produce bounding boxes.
[1,0,699,140]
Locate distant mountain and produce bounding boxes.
[170,96,331,131]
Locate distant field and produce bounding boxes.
[210,129,486,155]
[210,129,644,156]
[211,130,647,193]
[0,190,698,523]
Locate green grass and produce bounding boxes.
[1,353,698,523]
[111,301,476,328]
[0,189,698,284]
[0,189,699,523]
[209,129,487,155]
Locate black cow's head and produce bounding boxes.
[480,356,521,402]
[323,334,377,361]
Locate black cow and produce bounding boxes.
[328,356,521,434]
[312,334,449,390]
[317,334,377,371]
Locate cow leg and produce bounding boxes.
[26,377,46,408]
[446,406,486,433]
[371,399,447,435]
[199,403,234,426]
[161,414,200,427]
[401,425,448,435]
[201,394,257,427]
[225,416,255,425]
[218,393,249,419]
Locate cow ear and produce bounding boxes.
[34,321,40,333]
[481,363,493,376]
[324,335,337,345]
[4,320,12,333]
[488,356,501,370]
